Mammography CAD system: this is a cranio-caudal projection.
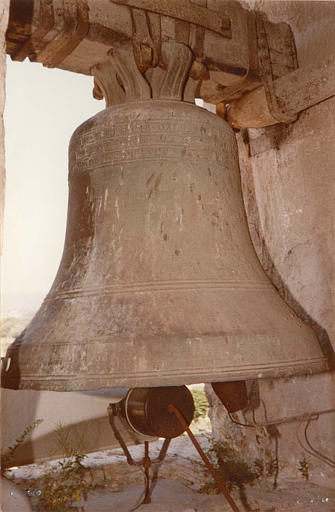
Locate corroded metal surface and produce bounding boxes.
[2,100,327,391]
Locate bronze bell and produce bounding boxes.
[2,98,327,391]
[2,42,328,392]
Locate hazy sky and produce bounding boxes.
[2,57,102,315]
[1,59,210,317]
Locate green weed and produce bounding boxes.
[199,440,261,494]
[1,419,43,471]
[190,388,209,421]
[298,454,309,481]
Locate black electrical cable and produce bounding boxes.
[127,467,147,512]
[228,412,255,428]
[229,407,335,429]
[296,417,335,469]
[252,403,257,426]
[228,406,335,475]
[260,399,269,423]
[273,434,279,490]
[297,431,334,468]
[303,418,335,468]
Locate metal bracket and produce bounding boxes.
[112,0,232,39]
[256,13,297,124]
[107,403,171,505]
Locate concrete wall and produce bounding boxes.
[0,0,9,251]
[209,0,335,489]
[1,387,151,466]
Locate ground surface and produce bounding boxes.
[5,435,335,511]
[81,478,335,512]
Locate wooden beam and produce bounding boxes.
[228,55,335,128]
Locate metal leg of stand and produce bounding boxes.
[107,403,172,506]
[107,404,138,466]
[142,441,152,504]
[168,404,241,512]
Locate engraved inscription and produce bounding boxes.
[70,117,236,174]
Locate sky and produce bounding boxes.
[1,58,210,317]
[2,57,102,316]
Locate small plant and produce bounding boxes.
[298,454,309,481]
[191,388,209,421]
[53,421,90,458]
[2,419,95,510]
[252,454,278,479]
[30,423,97,510]
[253,457,265,477]
[267,458,279,477]
[199,440,260,494]
[35,450,92,510]
[1,419,43,472]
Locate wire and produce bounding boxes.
[230,407,335,471]
[273,434,279,490]
[260,399,269,423]
[303,418,335,468]
[296,417,335,469]
[228,408,335,429]
[228,413,255,428]
[127,467,146,512]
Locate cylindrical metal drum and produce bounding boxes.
[123,386,194,438]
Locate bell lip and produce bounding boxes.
[1,357,329,392]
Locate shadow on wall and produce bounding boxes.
[1,415,141,467]
[1,387,144,467]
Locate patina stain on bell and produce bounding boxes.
[2,97,327,391]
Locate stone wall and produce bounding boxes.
[208,0,335,490]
